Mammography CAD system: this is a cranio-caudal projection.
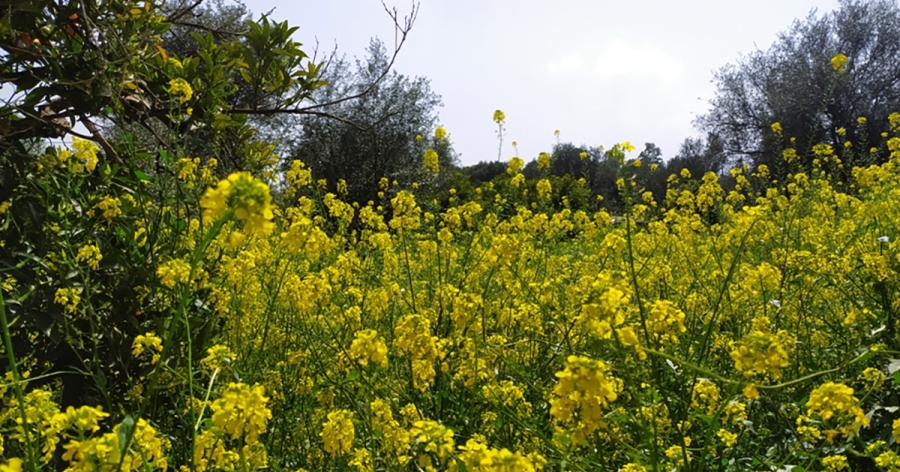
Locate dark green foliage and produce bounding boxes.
[698,0,900,177]
[286,39,456,205]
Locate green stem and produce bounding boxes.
[0,292,38,470]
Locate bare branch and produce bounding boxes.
[80,116,123,164]
[230,1,419,117]
[165,0,206,23]
[168,20,247,39]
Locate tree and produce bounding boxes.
[667,134,727,178]
[697,0,900,174]
[286,38,456,204]
[0,0,416,418]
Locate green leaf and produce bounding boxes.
[134,170,150,181]
[117,416,136,456]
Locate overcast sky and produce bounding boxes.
[244,0,840,165]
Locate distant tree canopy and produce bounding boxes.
[698,0,900,175]
[286,39,456,205]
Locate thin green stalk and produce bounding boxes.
[195,368,220,431]
[0,293,38,470]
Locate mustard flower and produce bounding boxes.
[890,112,900,130]
[132,332,163,364]
[157,258,191,288]
[716,428,738,447]
[806,381,869,437]
[493,109,506,123]
[321,409,355,456]
[408,420,455,462]
[822,455,849,471]
[71,137,99,172]
[168,77,193,103]
[394,314,443,390]
[61,418,169,471]
[771,122,783,135]
[434,126,448,141]
[176,157,199,184]
[507,156,524,174]
[201,344,236,372]
[54,287,81,314]
[729,330,790,378]
[691,379,721,415]
[200,172,274,234]
[75,244,102,270]
[537,152,551,170]
[389,191,422,232]
[550,355,621,443]
[458,438,543,472]
[210,383,271,443]
[88,196,122,221]
[648,300,687,342]
[783,148,799,163]
[536,179,552,199]
[0,458,22,472]
[423,148,439,173]
[743,383,760,400]
[831,53,848,72]
[348,448,373,472]
[876,451,900,471]
[619,465,648,472]
[349,329,388,368]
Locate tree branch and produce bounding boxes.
[229,1,419,120]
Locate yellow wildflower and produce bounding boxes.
[321,409,355,456]
[168,78,193,103]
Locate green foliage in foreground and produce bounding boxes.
[7,1,900,472]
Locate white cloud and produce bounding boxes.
[546,38,687,89]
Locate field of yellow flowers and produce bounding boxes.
[6,114,900,472]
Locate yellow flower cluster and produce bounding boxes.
[88,196,122,221]
[132,332,163,364]
[506,157,524,174]
[537,152,551,170]
[194,383,271,471]
[648,299,687,342]
[458,438,544,471]
[393,314,444,390]
[729,330,790,378]
[536,178,552,199]
[423,148,440,173]
[349,329,389,368]
[321,409,355,456]
[200,171,274,234]
[75,244,102,270]
[54,287,81,314]
[370,399,411,465]
[175,157,200,186]
[408,420,455,471]
[168,77,193,103]
[389,190,422,232]
[157,258,191,288]
[803,381,869,437]
[201,344,236,372]
[831,53,848,72]
[70,137,99,172]
[2,389,169,470]
[550,355,621,443]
